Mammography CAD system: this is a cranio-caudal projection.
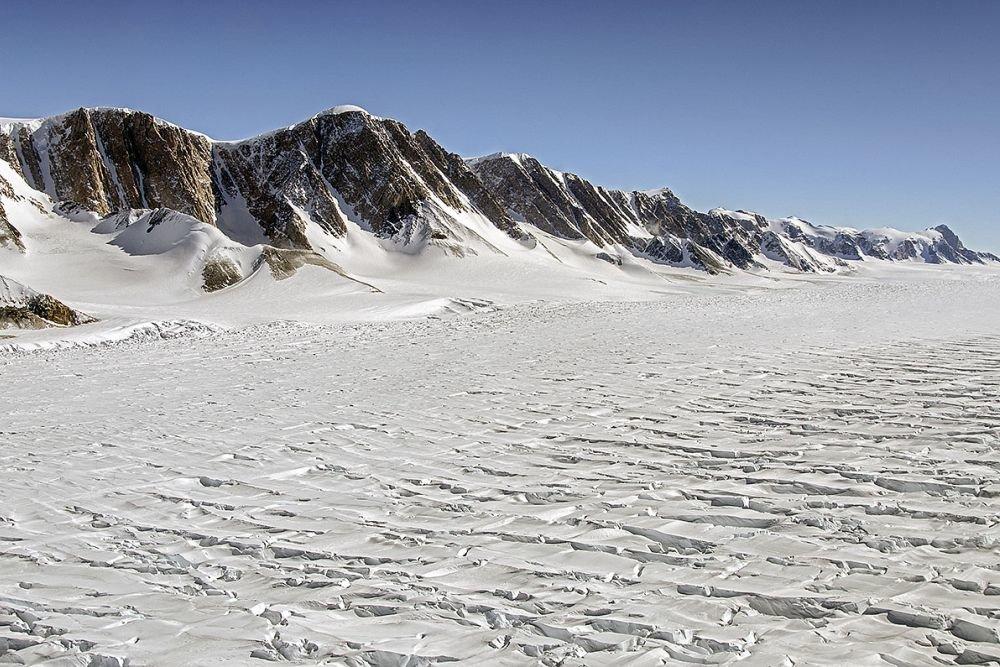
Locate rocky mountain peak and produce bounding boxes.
[1,105,995,277]
[933,224,962,247]
[1,106,523,254]
[4,106,216,223]
[468,152,769,272]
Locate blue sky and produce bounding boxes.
[4,1,998,249]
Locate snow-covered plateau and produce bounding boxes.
[1,106,1000,665]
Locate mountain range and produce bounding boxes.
[1,105,996,329]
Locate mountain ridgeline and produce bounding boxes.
[1,106,996,274]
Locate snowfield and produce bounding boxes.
[2,105,1000,665]
[2,273,1000,666]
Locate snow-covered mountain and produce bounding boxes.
[468,152,997,273]
[0,105,996,331]
[469,152,766,273]
[0,107,523,257]
[765,214,995,265]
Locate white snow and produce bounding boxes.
[709,207,760,223]
[2,121,1000,664]
[319,103,371,116]
[0,274,37,305]
[0,318,220,353]
[217,104,377,144]
[1,277,999,665]
[0,116,41,130]
[465,151,537,167]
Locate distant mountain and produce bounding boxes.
[0,106,995,316]
[468,152,997,273]
[470,152,764,273]
[762,215,997,267]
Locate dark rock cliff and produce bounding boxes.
[469,153,767,271]
[3,107,522,252]
[1,107,995,272]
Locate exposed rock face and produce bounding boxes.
[0,215,21,251]
[0,276,95,329]
[0,133,22,179]
[212,121,348,248]
[468,153,767,271]
[930,224,999,264]
[760,231,841,273]
[633,236,685,264]
[201,254,245,293]
[469,152,629,244]
[0,210,20,252]
[214,108,523,250]
[411,131,521,239]
[0,175,24,252]
[470,153,996,273]
[2,107,521,253]
[595,251,622,266]
[8,109,216,221]
[1,106,996,275]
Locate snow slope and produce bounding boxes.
[0,274,34,305]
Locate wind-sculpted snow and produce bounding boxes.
[0,318,220,354]
[1,278,999,665]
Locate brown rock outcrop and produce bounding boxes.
[9,109,215,221]
[468,153,767,270]
[3,108,523,252]
[0,276,95,329]
[0,172,25,252]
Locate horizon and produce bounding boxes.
[3,0,998,251]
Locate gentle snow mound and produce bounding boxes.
[96,208,264,292]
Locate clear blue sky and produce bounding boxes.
[4,1,998,250]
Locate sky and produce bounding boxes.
[3,1,998,250]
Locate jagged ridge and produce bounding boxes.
[1,106,995,275]
[468,153,997,273]
[0,107,521,255]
